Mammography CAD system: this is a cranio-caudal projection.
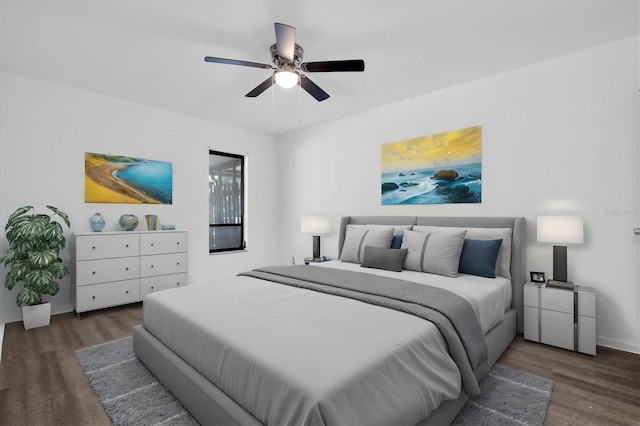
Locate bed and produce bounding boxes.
[133,216,525,425]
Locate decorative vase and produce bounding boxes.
[119,214,139,231]
[89,212,105,232]
[145,214,158,231]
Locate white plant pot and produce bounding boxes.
[22,302,51,330]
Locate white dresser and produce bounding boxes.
[73,231,188,314]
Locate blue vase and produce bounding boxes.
[90,213,105,232]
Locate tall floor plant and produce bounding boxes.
[0,205,71,307]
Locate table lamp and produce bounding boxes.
[537,216,584,283]
[301,216,332,260]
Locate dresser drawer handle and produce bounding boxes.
[126,244,129,248]
[125,267,129,271]
[151,286,154,290]
[151,265,154,268]
[92,296,96,299]
[92,246,96,250]
[92,271,96,275]
[176,262,180,266]
[176,242,180,245]
[125,290,129,294]
[151,243,154,247]
[176,282,181,286]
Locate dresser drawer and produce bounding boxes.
[140,253,188,277]
[540,287,574,314]
[76,234,139,260]
[140,232,187,255]
[76,257,140,285]
[75,279,140,312]
[140,273,188,298]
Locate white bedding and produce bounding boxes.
[142,264,511,425]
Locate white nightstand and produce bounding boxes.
[524,282,596,355]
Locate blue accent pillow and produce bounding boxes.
[391,234,403,249]
[458,238,503,278]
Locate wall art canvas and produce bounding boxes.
[381,125,482,204]
[85,152,173,204]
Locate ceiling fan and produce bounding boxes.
[204,23,365,102]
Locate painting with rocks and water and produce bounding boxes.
[381,126,482,204]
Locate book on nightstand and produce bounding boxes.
[546,279,575,290]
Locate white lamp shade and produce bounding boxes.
[537,216,584,244]
[301,216,332,235]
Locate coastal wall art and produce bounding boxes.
[84,152,173,204]
[381,125,482,204]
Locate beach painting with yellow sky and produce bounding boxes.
[381,126,481,204]
[85,152,173,204]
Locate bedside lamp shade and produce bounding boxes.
[301,216,332,259]
[537,216,583,282]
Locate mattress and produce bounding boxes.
[142,265,510,425]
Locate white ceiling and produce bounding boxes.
[1,1,638,136]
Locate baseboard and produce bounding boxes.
[597,335,640,355]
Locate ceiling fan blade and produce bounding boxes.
[301,59,365,73]
[204,56,273,70]
[274,23,296,61]
[299,75,329,102]
[245,76,275,98]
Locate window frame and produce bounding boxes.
[208,149,245,254]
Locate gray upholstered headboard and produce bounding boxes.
[338,216,526,333]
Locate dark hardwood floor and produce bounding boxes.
[0,304,638,425]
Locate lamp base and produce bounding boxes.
[312,235,321,260]
[552,245,568,283]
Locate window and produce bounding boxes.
[209,150,245,253]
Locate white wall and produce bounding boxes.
[0,71,279,324]
[276,37,640,353]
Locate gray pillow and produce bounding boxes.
[413,226,513,279]
[401,229,467,277]
[360,246,408,272]
[340,227,394,264]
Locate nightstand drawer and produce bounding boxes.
[540,287,574,314]
[541,309,574,351]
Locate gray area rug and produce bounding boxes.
[76,336,552,426]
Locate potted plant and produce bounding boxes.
[0,205,71,329]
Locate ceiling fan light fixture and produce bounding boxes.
[274,69,299,88]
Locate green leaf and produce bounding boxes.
[46,206,71,228]
[29,249,57,268]
[16,288,41,306]
[45,281,59,296]
[25,269,54,287]
[5,206,33,230]
[49,262,69,279]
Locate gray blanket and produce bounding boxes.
[239,265,488,396]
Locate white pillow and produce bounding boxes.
[401,229,467,277]
[412,226,513,279]
[340,227,394,264]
